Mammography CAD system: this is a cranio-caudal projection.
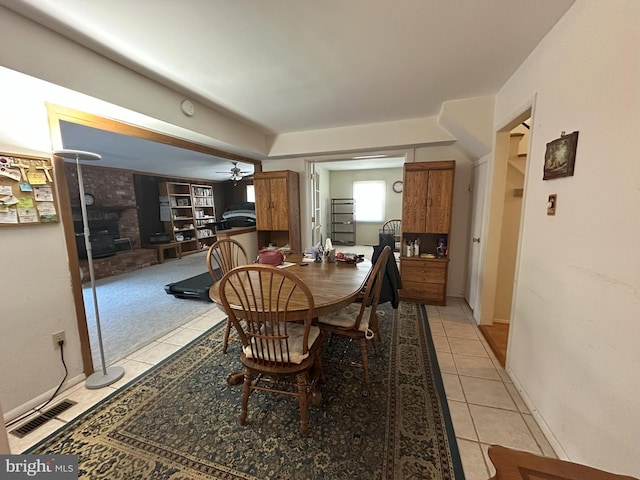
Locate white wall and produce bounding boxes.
[0,72,86,416]
[492,0,640,474]
[0,401,10,453]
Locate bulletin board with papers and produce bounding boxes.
[0,152,59,225]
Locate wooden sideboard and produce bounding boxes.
[400,161,455,305]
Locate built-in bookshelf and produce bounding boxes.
[159,182,217,254]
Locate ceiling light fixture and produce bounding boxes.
[216,161,251,185]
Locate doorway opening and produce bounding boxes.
[305,154,408,251]
[46,103,260,375]
[478,109,532,366]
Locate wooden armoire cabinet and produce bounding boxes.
[402,162,454,233]
[254,170,301,253]
[400,161,455,305]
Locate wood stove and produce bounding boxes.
[75,232,117,259]
[74,218,119,259]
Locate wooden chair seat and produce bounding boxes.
[243,323,321,364]
[319,304,374,338]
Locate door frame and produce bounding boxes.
[478,97,536,348]
[304,151,411,249]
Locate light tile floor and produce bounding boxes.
[7,306,228,455]
[8,298,556,480]
[427,297,556,480]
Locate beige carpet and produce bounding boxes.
[83,251,217,367]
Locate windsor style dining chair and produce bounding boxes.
[217,264,324,437]
[206,238,249,353]
[317,245,392,387]
[381,219,401,252]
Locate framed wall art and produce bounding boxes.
[543,131,579,180]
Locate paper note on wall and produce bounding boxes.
[18,207,38,223]
[26,171,47,185]
[33,186,54,202]
[0,207,18,223]
[37,202,58,222]
[17,197,34,209]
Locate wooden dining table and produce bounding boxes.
[209,253,372,385]
[208,253,372,319]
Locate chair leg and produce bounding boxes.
[296,372,310,437]
[370,312,381,354]
[222,319,232,353]
[314,350,326,385]
[240,370,251,426]
[359,339,370,387]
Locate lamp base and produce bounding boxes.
[85,366,125,389]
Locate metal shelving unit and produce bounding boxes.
[331,198,356,246]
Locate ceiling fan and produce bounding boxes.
[217,161,252,184]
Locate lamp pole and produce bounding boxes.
[54,150,125,389]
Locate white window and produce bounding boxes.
[353,180,386,222]
[246,184,255,203]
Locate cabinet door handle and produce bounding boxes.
[472,237,481,243]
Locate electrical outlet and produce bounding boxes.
[52,331,66,348]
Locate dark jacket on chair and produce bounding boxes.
[372,236,402,308]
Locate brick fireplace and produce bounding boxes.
[78,249,158,281]
[65,163,157,280]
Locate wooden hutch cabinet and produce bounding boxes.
[254,170,301,253]
[403,163,454,233]
[400,161,455,305]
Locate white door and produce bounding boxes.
[310,164,321,245]
[465,159,488,321]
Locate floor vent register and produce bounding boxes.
[10,399,77,438]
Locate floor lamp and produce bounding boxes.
[53,149,125,389]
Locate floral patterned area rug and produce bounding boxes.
[28,302,464,480]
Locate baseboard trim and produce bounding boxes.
[3,374,85,423]
[507,367,568,461]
